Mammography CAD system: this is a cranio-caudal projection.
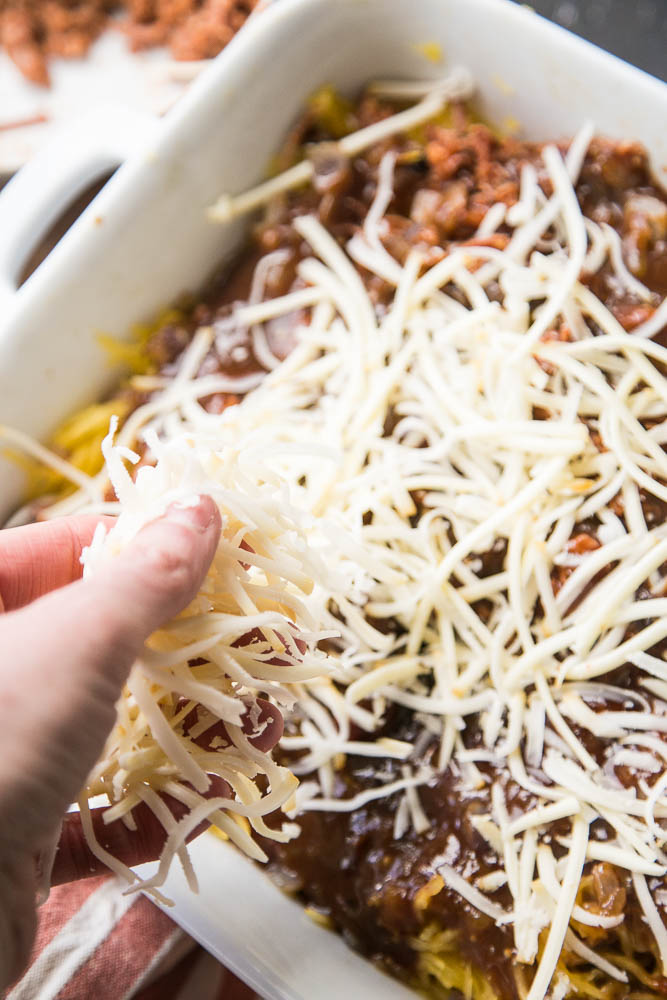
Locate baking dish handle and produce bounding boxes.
[0,104,159,311]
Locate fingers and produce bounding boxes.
[0,515,114,612]
[241,699,284,752]
[183,698,284,754]
[52,777,231,885]
[52,699,283,885]
[0,497,222,848]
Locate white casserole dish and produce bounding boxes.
[1,1,666,996]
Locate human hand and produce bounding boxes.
[0,498,279,989]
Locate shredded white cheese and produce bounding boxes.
[25,70,667,995]
[76,420,340,896]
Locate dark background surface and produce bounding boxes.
[512,0,666,81]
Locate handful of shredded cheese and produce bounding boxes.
[77,419,338,899]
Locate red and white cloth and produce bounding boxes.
[7,877,260,1000]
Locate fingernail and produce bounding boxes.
[166,495,218,534]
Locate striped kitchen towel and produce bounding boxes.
[7,876,260,1000]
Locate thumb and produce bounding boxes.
[80,495,222,677]
[0,495,221,847]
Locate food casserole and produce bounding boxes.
[2,0,667,523]
[1,1,667,1000]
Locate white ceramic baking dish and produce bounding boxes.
[1,1,666,996]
